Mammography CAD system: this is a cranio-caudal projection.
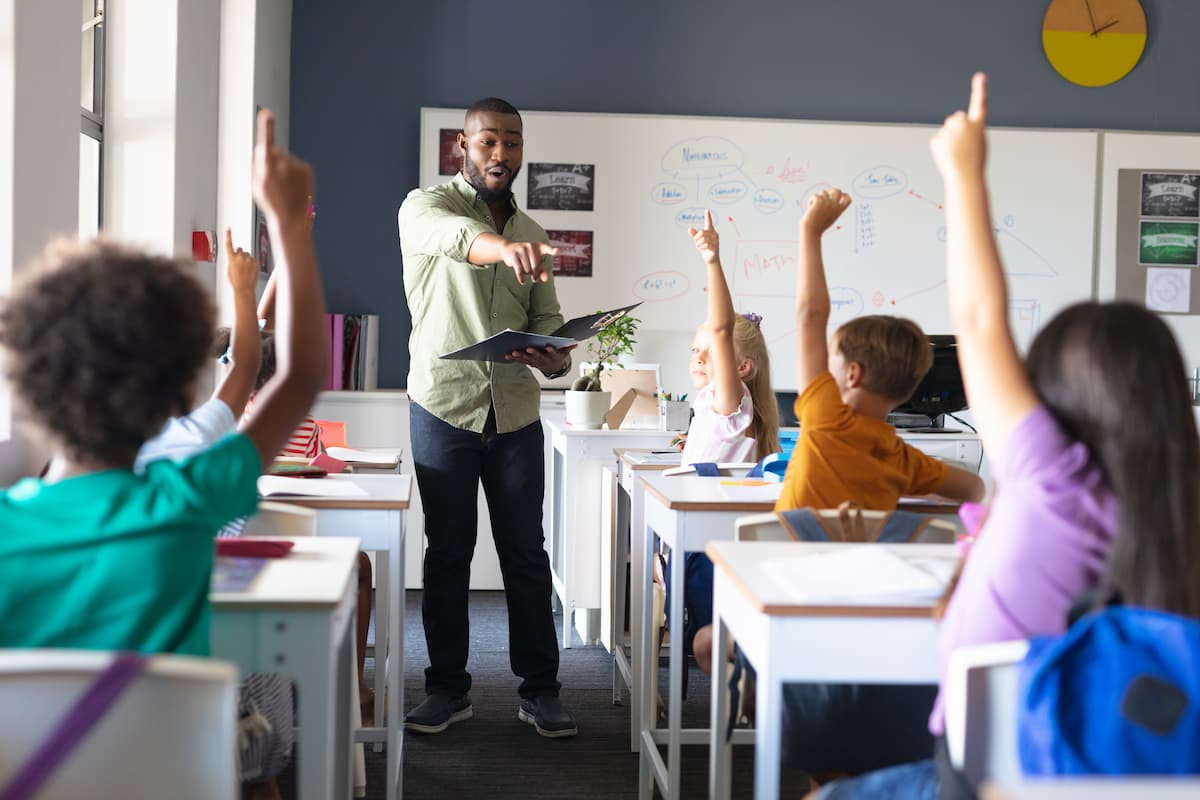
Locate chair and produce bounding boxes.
[0,650,238,799]
[241,500,319,537]
[734,509,959,543]
[314,419,348,448]
[944,639,1030,788]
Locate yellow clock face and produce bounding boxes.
[1043,0,1147,87]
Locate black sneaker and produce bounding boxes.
[403,693,472,734]
[518,695,578,738]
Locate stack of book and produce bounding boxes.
[323,313,379,390]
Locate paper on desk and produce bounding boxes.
[325,446,401,465]
[762,547,956,603]
[257,475,369,498]
[625,451,683,466]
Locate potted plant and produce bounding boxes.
[565,309,639,428]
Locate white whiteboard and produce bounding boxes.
[420,109,1099,389]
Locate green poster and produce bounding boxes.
[1139,221,1199,266]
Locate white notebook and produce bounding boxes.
[324,446,402,465]
[762,547,956,604]
[257,475,369,498]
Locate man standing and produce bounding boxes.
[397,97,577,737]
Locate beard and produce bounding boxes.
[464,159,521,205]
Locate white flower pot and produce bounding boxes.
[565,390,612,429]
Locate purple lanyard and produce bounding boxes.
[0,652,147,800]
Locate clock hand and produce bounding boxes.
[1093,17,1120,34]
[1082,0,1099,34]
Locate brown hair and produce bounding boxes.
[0,239,215,464]
[834,315,933,404]
[732,315,780,461]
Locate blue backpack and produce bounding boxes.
[1019,604,1200,775]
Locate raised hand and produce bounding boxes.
[501,240,558,285]
[252,109,314,229]
[224,228,258,294]
[930,72,988,179]
[801,188,852,236]
[688,209,721,265]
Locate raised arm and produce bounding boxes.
[690,209,743,415]
[213,229,262,417]
[796,189,852,388]
[257,196,312,331]
[239,110,329,468]
[930,73,1037,456]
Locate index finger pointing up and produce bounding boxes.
[968,72,987,123]
[256,108,275,151]
[703,208,714,230]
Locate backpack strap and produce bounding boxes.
[776,509,834,542]
[0,652,148,800]
[874,510,937,544]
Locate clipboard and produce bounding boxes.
[439,302,642,363]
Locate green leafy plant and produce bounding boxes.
[570,311,640,391]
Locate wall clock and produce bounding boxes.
[1042,0,1147,87]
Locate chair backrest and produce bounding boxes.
[314,419,348,448]
[241,500,318,537]
[0,650,238,800]
[944,639,1030,788]
[735,509,958,543]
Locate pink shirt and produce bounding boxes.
[929,405,1118,734]
[681,383,757,466]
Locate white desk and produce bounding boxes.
[543,418,675,646]
[211,536,360,800]
[636,472,780,798]
[607,448,681,752]
[705,540,956,800]
[267,473,411,800]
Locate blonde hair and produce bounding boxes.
[733,315,780,461]
[834,315,933,404]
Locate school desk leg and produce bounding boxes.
[753,657,784,800]
[667,540,685,798]
[709,600,733,800]
[374,553,388,752]
[627,482,645,751]
[637,518,658,800]
[387,517,404,799]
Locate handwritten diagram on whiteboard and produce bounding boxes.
[420,109,1098,388]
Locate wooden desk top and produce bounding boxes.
[638,472,781,512]
[263,474,412,510]
[706,540,957,618]
[615,448,683,472]
[211,537,360,608]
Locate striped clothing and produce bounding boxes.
[281,415,321,458]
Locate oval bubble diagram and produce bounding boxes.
[660,137,744,181]
[675,208,707,229]
[651,182,688,205]
[851,166,908,200]
[707,181,748,205]
[752,189,784,214]
[828,286,864,320]
[633,270,691,302]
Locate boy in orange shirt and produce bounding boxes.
[778,188,984,511]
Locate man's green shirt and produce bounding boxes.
[398,173,564,433]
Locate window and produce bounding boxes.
[79,0,104,238]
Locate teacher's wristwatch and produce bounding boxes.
[543,355,572,380]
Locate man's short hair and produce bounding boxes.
[834,315,933,404]
[466,97,521,120]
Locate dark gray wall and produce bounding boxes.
[290,0,1199,388]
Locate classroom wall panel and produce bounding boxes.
[290,0,1200,388]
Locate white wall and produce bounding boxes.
[0,0,79,474]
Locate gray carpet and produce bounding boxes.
[284,590,809,799]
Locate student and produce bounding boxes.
[779,188,984,512]
[816,73,1200,799]
[0,109,327,798]
[749,185,987,779]
[134,229,262,473]
[674,208,780,670]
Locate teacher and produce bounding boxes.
[397,97,577,738]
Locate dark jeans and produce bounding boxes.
[409,402,560,699]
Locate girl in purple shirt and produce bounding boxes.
[816,74,1200,800]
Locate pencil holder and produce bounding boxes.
[659,400,690,432]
